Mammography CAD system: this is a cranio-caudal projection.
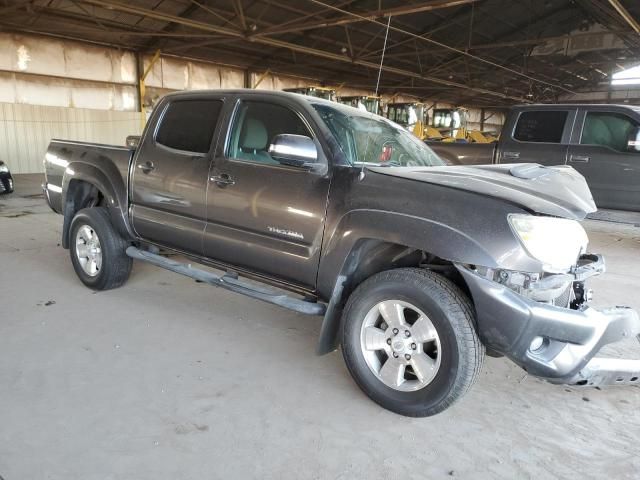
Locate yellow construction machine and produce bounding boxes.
[283,86,336,102]
[432,108,496,143]
[337,95,381,114]
[384,102,444,140]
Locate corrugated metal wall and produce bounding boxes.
[0,32,509,174]
[0,103,143,174]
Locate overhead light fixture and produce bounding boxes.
[612,65,640,85]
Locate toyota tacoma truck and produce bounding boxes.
[43,90,640,417]
[428,104,640,211]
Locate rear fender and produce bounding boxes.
[61,163,133,248]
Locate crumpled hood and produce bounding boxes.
[368,163,596,220]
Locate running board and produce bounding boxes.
[126,247,326,316]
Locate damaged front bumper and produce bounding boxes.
[456,254,640,387]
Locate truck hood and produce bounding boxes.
[368,163,596,220]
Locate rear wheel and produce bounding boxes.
[341,268,484,417]
[69,207,132,290]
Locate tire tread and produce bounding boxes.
[69,207,132,290]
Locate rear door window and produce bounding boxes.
[156,99,223,154]
[513,111,568,143]
[580,111,639,152]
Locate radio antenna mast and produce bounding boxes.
[360,15,392,180]
[375,15,392,97]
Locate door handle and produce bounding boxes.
[502,151,520,159]
[137,161,155,173]
[210,173,235,187]
[569,155,590,163]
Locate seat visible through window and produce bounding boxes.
[237,118,274,164]
[229,101,312,165]
[581,111,638,152]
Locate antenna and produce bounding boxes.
[375,15,392,97]
[360,15,392,180]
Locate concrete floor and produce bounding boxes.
[1,174,639,480]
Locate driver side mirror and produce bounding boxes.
[627,127,640,152]
[268,134,319,168]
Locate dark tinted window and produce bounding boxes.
[513,111,568,143]
[228,101,311,164]
[581,112,639,152]
[156,99,222,154]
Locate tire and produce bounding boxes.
[341,268,484,417]
[69,207,132,290]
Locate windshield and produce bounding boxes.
[313,103,444,167]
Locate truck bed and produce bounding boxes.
[44,139,133,214]
[426,141,497,166]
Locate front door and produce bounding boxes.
[130,96,224,254]
[203,97,331,289]
[498,108,576,166]
[567,109,640,211]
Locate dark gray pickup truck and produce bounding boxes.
[429,104,640,211]
[43,90,640,417]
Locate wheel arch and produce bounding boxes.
[61,163,133,248]
[316,210,491,355]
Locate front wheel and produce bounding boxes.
[341,268,484,417]
[69,207,132,290]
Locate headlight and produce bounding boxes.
[508,214,588,273]
[0,164,8,173]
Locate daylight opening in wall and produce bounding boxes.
[611,65,640,85]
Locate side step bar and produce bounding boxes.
[126,247,326,316]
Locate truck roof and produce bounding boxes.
[161,88,381,116]
[513,103,640,112]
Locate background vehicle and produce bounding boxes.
[283,86,336,102]
[337,95,380,114]
[0,160,14,194]
[43,90,640,417]
[125,135,141,148]
[384,102,444,140]
[432,107,495,143]
[429,104,640,211]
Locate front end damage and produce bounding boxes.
[456,254,640,387]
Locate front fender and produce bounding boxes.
[315,208,540,355]
[317,209,532,298]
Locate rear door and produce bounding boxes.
[130,94,224,255]
[497,108,576,165]
[203,95,331,290]
[567,108,640,210]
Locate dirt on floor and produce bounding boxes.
[0,174,639,480]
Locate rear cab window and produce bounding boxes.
[513,110,569,143]
[155,99,223,154]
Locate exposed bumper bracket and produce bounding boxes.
[568,353,640,386]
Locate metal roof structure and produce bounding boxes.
[1,0,639,106]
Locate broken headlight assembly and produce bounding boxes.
[476,267,578,307]
[472,216,596,308]
[508,214,588,273]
